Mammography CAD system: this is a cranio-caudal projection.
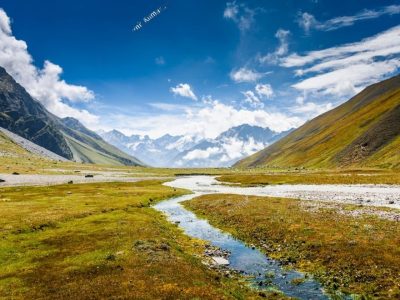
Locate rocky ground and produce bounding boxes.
[172,176,400,209]
[0,172,169,187]
[0,127,69,161]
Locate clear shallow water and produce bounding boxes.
[154,176,331,299]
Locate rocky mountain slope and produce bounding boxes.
[236,75,400,169]
[0,127,68,162]
[0,66,143,166]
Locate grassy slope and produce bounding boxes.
[236,75,400,169]
[0,181,270,300]
[185,195,400,299]
[63,129,143,166]
[0,131,63,174]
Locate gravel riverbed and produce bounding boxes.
[0,173,169,187]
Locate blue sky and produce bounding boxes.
[1,0,400,138]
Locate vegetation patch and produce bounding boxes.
[0,181,265,299]
[218,169,400,186]
[184,194,400,298]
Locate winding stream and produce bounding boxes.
[155,176,399,298]
[154,176,333,299]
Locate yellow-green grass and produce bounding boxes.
[184,195,400,299]
[218,169,400,186]
[0,181,267,299]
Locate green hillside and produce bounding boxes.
[236,75,400,169]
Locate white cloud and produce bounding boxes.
[281,26,400,97]
[0,9,11,34]
[223,2,239,19]
[170,83,198,100]
[275,29,290,56]
[221,137,267,160]
[259,29,290,64]
[241,83,273,108]
[149,102,190,112]
[0,8,98,126]
[298,5,400,33]
[293,59,400,96]
[283,26,400,68]
[230,67,263,82]
[292,101,333,118]
[255,83,274,98]
[297,12,316,34]
[96,100,303,139]
[223,1,256,32]
[183,147,221,160]
[242,90,262,108]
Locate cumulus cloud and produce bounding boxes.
[292,101,333,118]
[222,137,267,160]
[241,83,273,108]
[242,90,262,108]
[259,29,290,65]
[183,147,221,160]
[170,83,198,100]
[255,83,274,98]
[223,1,257,32]
[282,25,400,97]
[230,67,263,82]
[0,8,98,126]
[98,99,303,139]
[298,5,400,33]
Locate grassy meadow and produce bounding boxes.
[218,168,400,185]
[184,194,400,299]
[0,180,271,299]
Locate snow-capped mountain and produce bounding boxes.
[100,125,291,167]
[99,130,200,167]
[173,125,291,167]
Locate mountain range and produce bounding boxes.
[2,62,398,170]
[0,66,143,166]
[100,125,291,167]
[236,74,400,169]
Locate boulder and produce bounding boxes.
[212,256,229,266]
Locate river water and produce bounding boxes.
[154,176,334,299]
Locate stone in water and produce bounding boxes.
[212,256,229,266]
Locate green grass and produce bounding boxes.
[218,169,400,186]
[0,181,267,299]
[184,194,400,299]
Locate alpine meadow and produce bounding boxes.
[0,1,399,299]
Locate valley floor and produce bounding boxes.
[0,180,266,299]
[0,172,168,187]
[1,161,399,299]
[184,194,400,299]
